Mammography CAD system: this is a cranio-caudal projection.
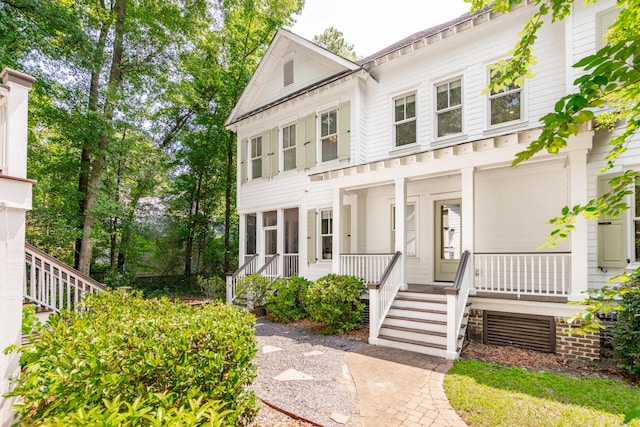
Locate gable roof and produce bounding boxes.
[225,29,363,127]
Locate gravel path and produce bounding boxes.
[251,320,365,426]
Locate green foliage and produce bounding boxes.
[236,274,276,308]
[613,284,640,378]
[198,275,226,301]
[445,359,640,426]
[266,276,311,323]
[21,305,42,336]
[7,291,258,426]
[313,27,358,60]
[305,274,365,334]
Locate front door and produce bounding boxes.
[434,199,461,282]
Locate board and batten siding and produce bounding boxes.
[474,161,569,253]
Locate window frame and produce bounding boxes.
[391,202,418,256]
[320,108,339,162]
[281,123,296,172]
[263,210,278,256]
[487,65,523,127]
[393,93,417,148]
[250,135,262,180]
[319,208,333,261]
[435,77,463,138]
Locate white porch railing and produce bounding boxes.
[24,243,107,313]
[282,253,299,277]
[257,254,280,278]
[340,252,402,344]
[474,252,571,297]
[226,254,259,303]
[446,250,472,359]
[340,253,395,284]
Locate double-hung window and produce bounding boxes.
[488,68,522,126]
[282,124,296,171]
[321,109,338,162]
[250,136,262,179]
[394,94,416,147]
[320,209,333,260]
[436,79,462,137]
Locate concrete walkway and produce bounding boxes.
[252,320,467,427]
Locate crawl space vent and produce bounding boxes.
[483,311,556,353]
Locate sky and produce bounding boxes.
[290,0,471,58]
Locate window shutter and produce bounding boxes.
[307,209,317,264]
[296,116,306,171]
[261,130,270,179]
[597,174,627,268]
[305,113,317,169]
[338,101,351,160]
[240,138,247,183]
[270,127,279,177]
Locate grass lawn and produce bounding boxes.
[444,359,640,427]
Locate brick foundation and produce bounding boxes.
[554,319,600,361]
[466,308,601,361]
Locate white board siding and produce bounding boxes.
[475,162,569,253]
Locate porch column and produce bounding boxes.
[394,178,407,290]
[256,211,264,269]
[276,209,284,276]
[461,167,475,293]
[332,188,344,274]
[238,213,246,271]
[569,149,589,300]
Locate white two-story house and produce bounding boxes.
[225,1,634,360]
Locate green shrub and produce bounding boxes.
[8,291,258,426]
[21,304,42,335]
[613,285,640,378]
[305,274,365,334]
[198,275,226,301]
[266,276,311,323]
[236,274,275,308]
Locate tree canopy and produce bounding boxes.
[313,26,358,60]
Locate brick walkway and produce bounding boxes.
[347,346,467,427]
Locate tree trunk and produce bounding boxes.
[77,0,126,275]
[184,171,202,278]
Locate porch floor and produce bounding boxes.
[405,283,453,294]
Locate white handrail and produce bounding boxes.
[226,254,259,303]
[446,250,471,359]
[24,243,107,313]
[340,253,395,284]
[365,252,402,344]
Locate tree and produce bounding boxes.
[313,26,358,60]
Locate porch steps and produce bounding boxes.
[376,289,470,358]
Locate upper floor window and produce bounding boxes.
[321,109,338,162]
[394,94,416,147]
[436,79,462,137]
[282,124,296,171]
[283,59,294,87]
[250,136,262,179]
[489,69,521,126]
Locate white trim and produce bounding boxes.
[434,75,464,140]
[392,92,418,149]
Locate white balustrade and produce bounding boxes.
[474,253,571,296]
[340,253,395,284]
[24,243,106,313]
[446,251,472,359]
[226,254,259,303]
[282,254,299,277]
[0,92,6,172]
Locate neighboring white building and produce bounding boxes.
[226,1,633,359]
[0,68,35,426]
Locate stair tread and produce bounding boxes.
[385,315,446,325]
[380,324,447,337]
[378,334,447,350]
[390,305,446,315]
[394,295,446,304]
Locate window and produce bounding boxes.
[489,68,522,126]
[391,203,416,256]
[436,79,462,137]
[263,211,277,256]
[320,209,333,260]
[283,59,294,87]
[282,124,296,171]
[284,208,299,254]
[246,214,256,255]
[321,109,338,162]
[250,136,262,179]
[394,94,416,147]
